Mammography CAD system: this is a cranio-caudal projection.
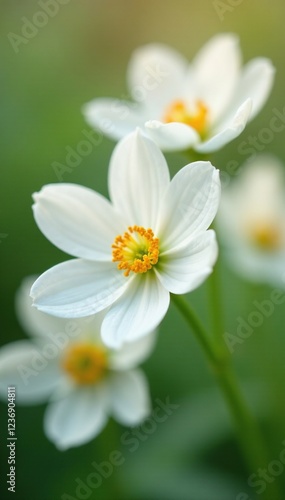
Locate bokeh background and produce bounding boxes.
[1,0,285,498]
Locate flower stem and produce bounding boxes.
[171,293,217,365]
[171,293,281,500]
[207,257,226,351]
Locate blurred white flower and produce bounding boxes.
[31,130,220,348]
[0,277,155,450]
[83,34,275,153]
[217,155,285,286]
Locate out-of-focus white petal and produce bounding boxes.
[16,276,71,340]
[228,58,275,121]
[127,43,188,113]
[190,33,241,123]
[0,341,61,404]
[16,276,106,350]
[33,184,125,261]
[145,120,200,152]
[82,38,274,154]
[109,331,157,371]
[101,273,169,349]
[234,247,285,286]
[217,154,285,286]
[108,129,170,230]
[44,386,108,450]
[83,98,147,140]
[109,369,150,425]
[156,231,218,294]
[220,155,285,228]
[31,259,127,318]
[195,98,252,154]
[158,162,220,249]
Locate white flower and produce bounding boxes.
[31,130,220,347]
[83,34,275,153]
[0,277,154,450]
[217,155,285,286]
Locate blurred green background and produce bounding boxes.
[1,0,285,498]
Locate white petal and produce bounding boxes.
[109,369,150,425]
[218,154,285,230]
[158,162,220,249]
[195,98,252,154]
[83,98,147,141]
[101,273,170,348]
[228,58,275,121]
[33,183,124,261]
[108,129,170,229]
[0,341,61,404]
[145,120,200,152]
[127,43,188,113]
[224,245,285,287]
[17,277,107,346]
[44,386,108,450]
[190,33,241,122]
[109,331,157,371]
[31,259,127,318]
[16,276,71,339]
[217,154,285,287]
[155,231,218,294]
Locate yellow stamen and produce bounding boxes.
[249,222,282,251]
[163,99,208,137]
[62,343,107,385]
[112,225,160,277]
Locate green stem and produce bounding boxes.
[171,294,281,500]
[183,149,211,164]
[102,420,125,498]
[207,258,225,352]
[171,293,218,365]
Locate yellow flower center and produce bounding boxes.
[163,99,209,137]
[62,343,107,385]
[249,222,282,251]
[112,225,160,277]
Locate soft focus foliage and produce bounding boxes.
[1,1,285,499]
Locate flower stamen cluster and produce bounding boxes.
[62,343,107,385]
[248,222,282,251]
[163,99,209,137]
[112,225,160,277]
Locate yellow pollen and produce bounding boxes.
[62,343,107,385]
[112,225,160,277]
[249,222,282,251]
[163,99,209,137]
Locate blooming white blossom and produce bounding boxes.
[83,34,275,153]
[0,277,154,450]
[31,130,220,347]
[217,155,285,286]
